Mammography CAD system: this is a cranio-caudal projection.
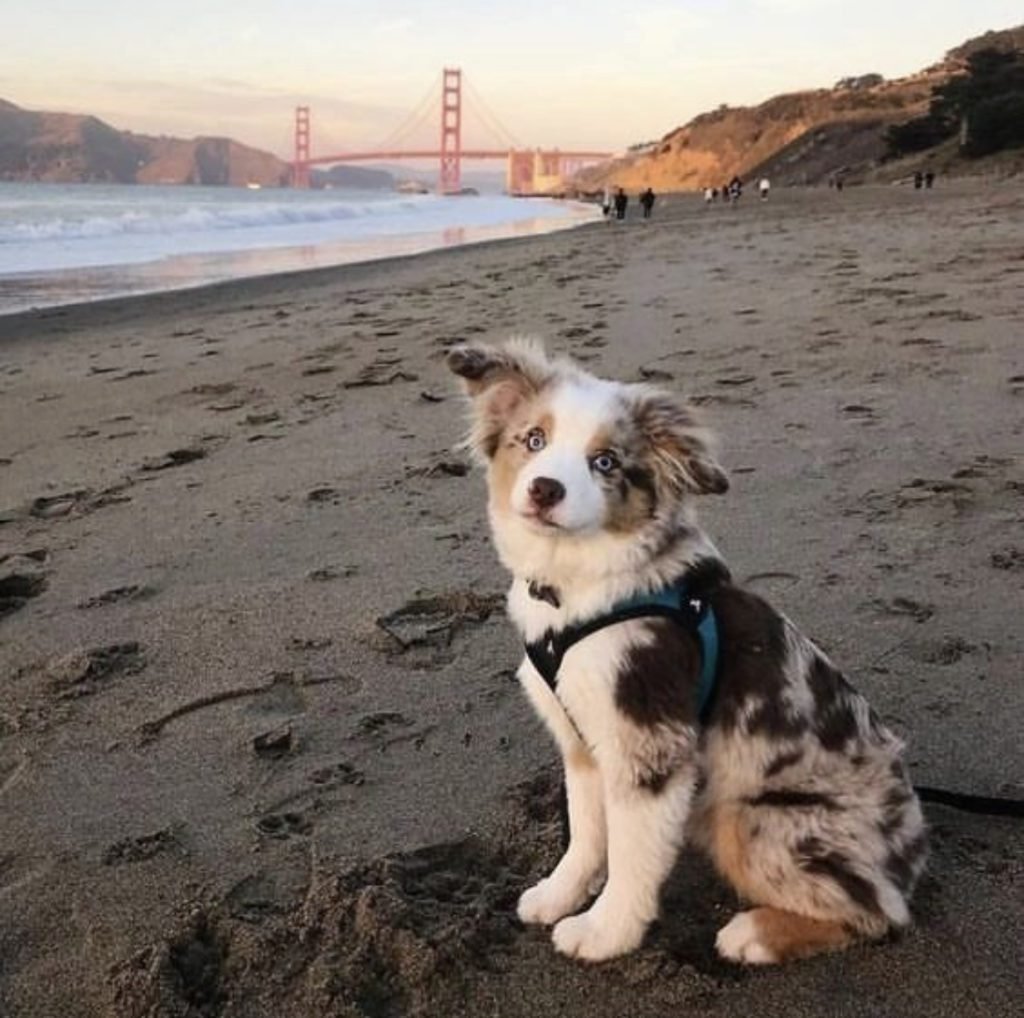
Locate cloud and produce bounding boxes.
[373,17,415,35]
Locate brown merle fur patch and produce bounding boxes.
[488,408,555,513]
[615,618,702,729]
[630,390,729,497]
[764,748,805,778]
[743,907,856,961]
[708,801,762,899]
[797,841,884,919]
[885,831,928,895]
[584,421,660,533]
[615,619,702,791]
[806,654,862,752]
[701,584,798,737]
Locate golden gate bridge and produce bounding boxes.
[292,68,612,195]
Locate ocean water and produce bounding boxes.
[0,182,598,315]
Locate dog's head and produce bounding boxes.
[447,341,727,555]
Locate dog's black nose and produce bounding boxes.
[528,476,565,509]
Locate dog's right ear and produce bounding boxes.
[447,341,551,459]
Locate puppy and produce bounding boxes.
[448,340,926,965]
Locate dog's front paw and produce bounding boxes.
[552,911,644,962]
[517,878,582,926]
[715,911,777,965]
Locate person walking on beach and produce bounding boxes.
[728,176,743,204]
[639,187,656,219]
[613,187,628,220]
[601,187,612,217]
[758,177,770,201]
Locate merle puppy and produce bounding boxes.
[449,340,926,964]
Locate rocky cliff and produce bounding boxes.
[576,77,937,192]
[576,24,1023,192]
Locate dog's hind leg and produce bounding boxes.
[518,744,607,926]
[707,799,911,964]
[716,907,856,964]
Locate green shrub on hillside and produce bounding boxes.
[886,47,1024,158]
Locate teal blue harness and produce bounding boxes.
[524,578,721,725]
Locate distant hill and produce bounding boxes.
[311,164,395,189]
[0,99,291,186]
[575,24,1024,192]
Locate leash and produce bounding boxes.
[554,783,1024,851]
[914,785,1024,818]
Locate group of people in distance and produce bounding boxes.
[602,186,657,221]
[601,175,778,220]
[600,168,937,221]
[702,176,770,205]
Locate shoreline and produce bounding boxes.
[0,210,605,334]
[0,191,601,319]
[0,179,993,335]
[1,180,1022,1018]
[0,179,987,333]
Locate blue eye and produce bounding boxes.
[592,451,619,475]
[526,429,546,452]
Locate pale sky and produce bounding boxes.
[4,2,1021,159]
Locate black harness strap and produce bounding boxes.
[524,584,719,728]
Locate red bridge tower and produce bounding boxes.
[439,68,462,194]
[293,105,311,189]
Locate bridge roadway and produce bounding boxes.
[304,149,612,165]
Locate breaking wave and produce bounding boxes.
[0,195,436,244]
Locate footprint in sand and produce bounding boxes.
[343,358,419,389]
[102,827,181,866]
[255,810,313,840]
[307,761,365,788]
[991,547,1024,572]
[29,490,91,519]
[306,486,340,505]
[77,584,155,609]
[0,550,49,619]
[374,592,503,660]
[252,725,293,759]
[30,643,147,709]
[140,446,208,472]
[905,636,979,666]
[865,596,935,623]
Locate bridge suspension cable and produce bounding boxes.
[463,77,525,150]
[372,76,442,154]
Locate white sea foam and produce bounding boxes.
[0,195,436,244]
[0,182,599,313]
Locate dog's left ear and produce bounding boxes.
[447,341,553,459]
[632,390,729,496]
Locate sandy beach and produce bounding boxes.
[1,182,1023,1018]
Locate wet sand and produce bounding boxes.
[1,182,1023,1017]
